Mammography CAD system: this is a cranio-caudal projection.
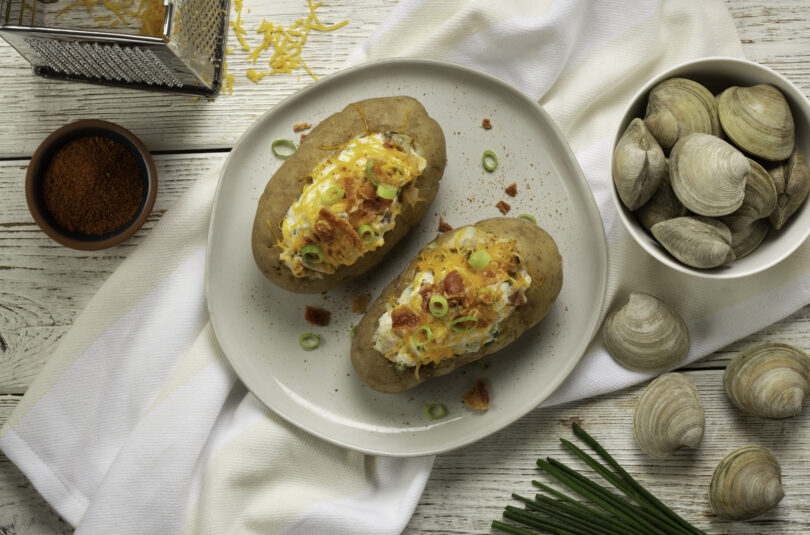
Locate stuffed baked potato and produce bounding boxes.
[351,217,563,393]
[252,96,446,293]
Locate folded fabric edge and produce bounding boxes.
[0,428,86,527]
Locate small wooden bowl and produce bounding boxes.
[26,119,158,250]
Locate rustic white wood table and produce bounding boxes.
[1,1,810,533]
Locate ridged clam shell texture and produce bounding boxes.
[718,84,795,162]
[651,216,735,269]
[643,77,722,152]
[724,342,810,418]
[602,292,690,372]
[612,118,667,210]
[633,373,704,458]
[768,147,810,230]
[709,446,784,520]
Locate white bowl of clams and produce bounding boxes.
[611,57,810,278]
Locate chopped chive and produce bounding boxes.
[298,333,319,350]
[424,403,446,419]
[517,213,537,224]
[271,139,296,159]
[482,149,498,172]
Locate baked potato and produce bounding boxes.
[252,96,446,293]
[351,217,563,393]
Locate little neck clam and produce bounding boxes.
[768,147,810,230]
[651,216,735,269]
[718,84,795,162]
[643,77,721,152]
[724,342,810,418]
[633,373,704,458]
[669,133,750,217]
[709,445,784,520]
[612,118,667,210]
[602,292,689,372]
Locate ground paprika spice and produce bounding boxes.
[41,135,143,236]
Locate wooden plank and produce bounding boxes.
[406,368,810,534]
[0,153,226,392]
[0,0,398,158]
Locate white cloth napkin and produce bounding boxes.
[4,0,798,533]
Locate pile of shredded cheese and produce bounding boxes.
[56,0,166,34]
[229,0,348,86]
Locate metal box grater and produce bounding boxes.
[0,0,229,95]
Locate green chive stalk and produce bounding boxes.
[491,424,706,535]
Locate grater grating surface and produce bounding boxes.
[0,0,229,95]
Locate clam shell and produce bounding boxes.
[722,159,777,224]
[633,373,704,458]
[709,446,784,520]
[724,341,810,418]
[768,147,810,230]
[635,164,687,231]
[670,133,750,217]
[718,84,794,162]
[643,78,722,152]
[651,216,735,269]
[612,118,667,210]
[729,218,770,260]
[602,292,690,372]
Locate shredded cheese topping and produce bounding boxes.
[278,131,426,279]
[373,227,533,368]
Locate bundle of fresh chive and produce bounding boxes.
[492,423,706,535]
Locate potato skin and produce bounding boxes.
[351,217,563,393]
[251,96,446,293]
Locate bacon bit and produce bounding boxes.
[293,122,312,132]
[508,290,528,306]
[351,293,370,314]
[299,133,308,144]
[304,306,330,326]
[481,118,493,130]
[438,217,453,232]
[443,270,465,297]
[505,182,517,197]
[418,283,437,312]
[391,306,420,331]
[462,379,490,410]
[314,209,363,262]
[383,136,395,148]
[496,200,511,214]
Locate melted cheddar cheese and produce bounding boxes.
[373,227,532,368]
[279,132,426,278]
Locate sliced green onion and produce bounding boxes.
[321,186,344,205]
[482,150,498,172]
[350,324,357,338]
[271,139,297,159]
[301,244,323,264]
[412,325,433,347]
[517,213,537,224]
[424,403,446,419]
[377,183,398,200]
[429,295,449,317]
[478,287,496,303]
[450,315,479,333]
[395,362,408,371]
[299,332,320,350]
[469,250,491,270]
[366,160,379,186]
[358,224,377,244]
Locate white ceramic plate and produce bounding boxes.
[206,58,607,456]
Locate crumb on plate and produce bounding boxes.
[496,200,511,214]
[293,122,312,132]
[462,378,490,410]
[304,305,330,326]
[351,293,370,314]
[505,182,517,197]
[481,118,492,130]
[438,217,453,232]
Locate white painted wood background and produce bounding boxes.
[1,1,810,533]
